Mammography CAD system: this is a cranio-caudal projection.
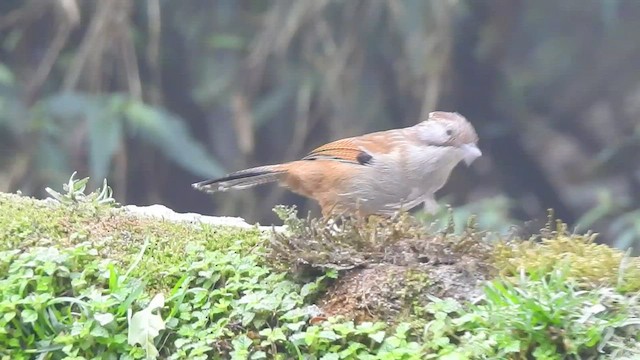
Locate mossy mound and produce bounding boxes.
[269,208,495,321]
[269,206,640,326]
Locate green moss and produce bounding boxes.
[493,221,640,292]
[0,192,265,291]
[399,268,432,318]
[0,193,69,250]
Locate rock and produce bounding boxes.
[121,204,285,232]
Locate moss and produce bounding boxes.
[493,220,640,292]
[0,193,69,250]
[397,270,432,321]
[0,192,265,291]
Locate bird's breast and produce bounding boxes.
[396,145,462,188]
[351,145,463,210]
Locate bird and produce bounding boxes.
[192,111,481,217]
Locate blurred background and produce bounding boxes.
[0,0,639,250]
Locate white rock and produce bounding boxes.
[121,204,284,232]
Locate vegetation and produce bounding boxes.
[1,1,639,249]
[1,175,639,359]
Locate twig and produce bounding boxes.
[146,0,163,104]
[63,0,113,90]
[25,18,73,104]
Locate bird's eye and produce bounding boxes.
[445,129,453,136]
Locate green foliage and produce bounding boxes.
[416,271,640,359]
[0,179,265,287]
[576,189,640,252]
[1,88,224,198]
[2,181,640,358]
[45,171,117,210]
[0,224,420,359]
[40,92,225,180]
[0,244,146,359]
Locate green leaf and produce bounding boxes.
[174,338,190,348]
[0,62,15,85]
[94,313,115,326]
[439,352,469,360]
[269,328,287,342]
[251,351,267,359]
[41,92,103,128]
[318,330,340,341]
[41,92,225,179]
[241,311,256,327]
[21,309,38,323]
[501,339,521,353]
[285,321,306,332]
[87,115,123,182]
[320,354,340,360]
[3,311,16,323]
[123,100,225,178]
[230,334,253,359]
[300,282,316,299]
[90,324,109,338]
[369,330,386,344]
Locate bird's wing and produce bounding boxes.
[302,129,406,165]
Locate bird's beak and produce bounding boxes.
[461,143,482,165]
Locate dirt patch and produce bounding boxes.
[316,239,492,322]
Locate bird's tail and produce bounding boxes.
[192,164,287,193]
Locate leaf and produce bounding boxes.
[250,351,267,360]
[128,293,166,359]
[300,282,316,298]
[318,330,340,341]
[0,82,29,132]
[40,92,225,179]
[269,328,287,342]
[241,311,256,327]
[320,354,340,360]
[123,100,225,177]
[94,313,115,326]
[174,338,189,349]
[40,92,103,129]
[501,339,521,353]
[21,309,38,323]
[90,324,109,338]
[230,334,252,360]
[3,312,16,323]
[438,352,468,360]
[0,62,15,85]
[88,115,123,181]
[369,330,386,344]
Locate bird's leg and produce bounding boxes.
[422,197,440,214]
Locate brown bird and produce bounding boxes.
[193,111,481,217]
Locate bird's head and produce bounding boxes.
[415,111,482,165]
